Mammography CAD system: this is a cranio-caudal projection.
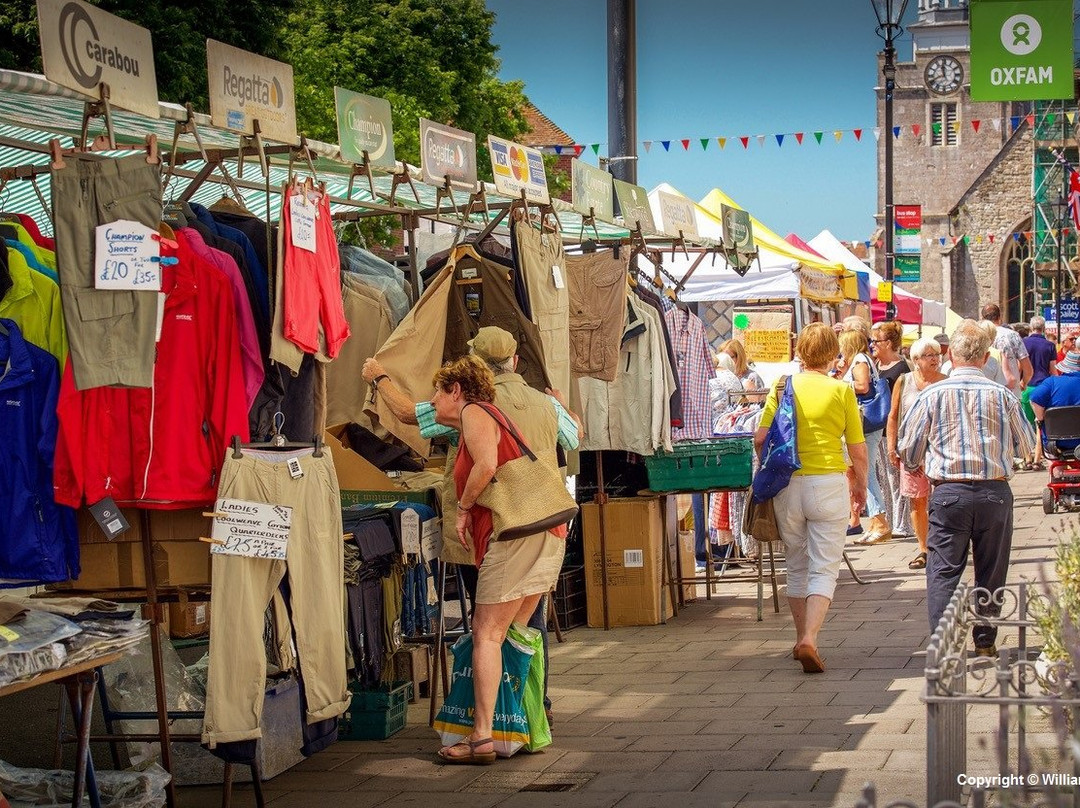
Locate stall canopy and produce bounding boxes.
[784,232,827,261]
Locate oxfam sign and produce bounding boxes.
[970,0,1074,101]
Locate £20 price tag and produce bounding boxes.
[289,193,317,253]
[94,221,161,290]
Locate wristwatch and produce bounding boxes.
[371,374,390,391]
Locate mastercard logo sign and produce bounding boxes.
[508,146,529,183]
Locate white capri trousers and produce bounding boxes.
[773,473,849,599]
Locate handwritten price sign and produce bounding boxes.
[94,221,161,290]
[210,499,293,560]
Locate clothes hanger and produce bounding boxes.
[231,412,324,459]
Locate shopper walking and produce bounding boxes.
[899,320,1035,653]
[871,321,911,537]
[1022,315,1059,470]
[756,323,868,674]
[886,337,947,571]
[981,303,1032,396]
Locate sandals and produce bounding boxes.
[908,552,927,570]
[437,737,497,765]
[793,643,825,674]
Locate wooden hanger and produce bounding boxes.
[49,133,159,170]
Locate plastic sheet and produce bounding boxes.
[0,760,169,808]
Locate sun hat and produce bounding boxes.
[468,326,517,363]
[1058,350,1080,375]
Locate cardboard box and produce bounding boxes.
[392,645,430,703]
[582,497,667,628]
[676,530,698,603]
[66,540,212,590]
[169,595,210,639]
[77,507,212,545]
[325,423,435,509]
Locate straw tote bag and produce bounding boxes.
[470,403,579,542]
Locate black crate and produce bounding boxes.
[551,566,587,631]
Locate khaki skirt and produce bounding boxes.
[475,532,566,605]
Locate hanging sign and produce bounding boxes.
[969,0,1074,101]
[657,190,699,240]
[878,281,894,303]
[488,135,549,204]
[613,179,658,235]
[210,499,293,560]
[571,159,614,223]
[206,39,297,144]
[94,220,161,290]
[335,88,395,168]
[721,204,755,272]
[894,204,922,282]
[37,0,160,118]
[733,310,793,363]
[798,268,845,303]
[420,118,477,190]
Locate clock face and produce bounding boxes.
[924,55,964,95]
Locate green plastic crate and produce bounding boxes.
[644,435,754,493]
[339,680,412,741]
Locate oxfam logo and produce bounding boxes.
[59,2,103,89]
[1001,14,1042,56]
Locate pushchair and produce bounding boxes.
[1040,405,1080,514]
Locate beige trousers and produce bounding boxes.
[202,449,350,747]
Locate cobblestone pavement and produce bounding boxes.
[182,471,1071,808]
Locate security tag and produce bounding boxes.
[287,457,304,479]
[551,264,565,289]
[88,497,131,541]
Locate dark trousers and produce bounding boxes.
[692,494,708,562]
[926,480,1013,648]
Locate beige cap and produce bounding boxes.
[468,326,517,363]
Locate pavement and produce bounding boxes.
[167,471,1070,807]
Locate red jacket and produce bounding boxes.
[54,238,249,508]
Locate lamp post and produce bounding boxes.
[872,0,910,322]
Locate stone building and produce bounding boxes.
[874,0,1032,317]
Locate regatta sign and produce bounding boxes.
[335,88,396,167]
[420,118,477,190]
[969,0,1073,100]
[206,39,297,144]
[37,0,159,118]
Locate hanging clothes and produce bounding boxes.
[14,214,54,251]
[565,249,629,383]
[0,244,66,365]
[325,274,394,429]
[634,284,684,428]
[0,319,78,586]
[338,245,411,325]
[512,220,570,398]
[188,202,270,324]
[665,306,714,441]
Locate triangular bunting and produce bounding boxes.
[775,134,785,147]
[700,138,709,151]
[1069,112,1077,125]
[972,120,981,132]
[573,144,584,156]
[680,139,690,151]
[757,135,766,148]
[1011,115,1020,130]
[963,235,970,244]
[939,237,947,246]
[795,132,804,144]
[951,121,959,132]
[1046,113,1056,126]
[591,143,600,155]
[988,234,995,243]
[833,130,843,142]
[814,131,824,144]
[873,127,881,141]
[643,141,652,153]
[975,235,983,243]
[991,119,1001,132]
[1013,233,1020,241]
[661,140,671,151]
[854,129,863,141]
[892,126,901,139]
[912,124,921,138]
[932,122,942,135]
[864,241,871,249]
[718,137,726,149]
[953,236,959,245]
[554,146,563,155]
[1026,113,1035,126]
[740,136,750,149]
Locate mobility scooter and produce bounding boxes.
[1040,405,1080,514]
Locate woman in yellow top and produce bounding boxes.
[755,323,868,673]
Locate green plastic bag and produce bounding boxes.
[509,623,551,752]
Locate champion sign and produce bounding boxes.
[37,0,159,118]
[206,39,297,144]
[334,88,395,167]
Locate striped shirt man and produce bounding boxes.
[898,366,1036,481]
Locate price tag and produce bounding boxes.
[94,221,161,290]
[210,499,293,560]
[400,509,421,555]
[287,457,304,479]
[87,497,131,541]
[551,264,565,289]
[289,194,317,253]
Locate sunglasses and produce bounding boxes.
[870,339,891,344]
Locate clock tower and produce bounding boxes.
[875,0,1029,311]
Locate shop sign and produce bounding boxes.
[571,158,614,223]
[210,499,292,560]
[613,179,657,235]
[970,0,1074,101]
[733,309,792,363]
[657,190,699,240]
[721,204,755,272]
[37,0,159,118]
[894,204,922,283]
[206,39,297,144]
[1043,296,1080,323]
[420,118,476,190]
[878,281,893,302]
[94,220,161,290]
[798,267,844,303]
[335,88,395,168]
[487,135,549,204]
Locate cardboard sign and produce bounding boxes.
[612,179,657,235]
[37,0,159,118]
[571,158,614,223]
[94,220,160,290]
[657,190,699,239]
[210,499,292,560]
[289,193,317,253]
[206,39,297,144]
[970,0,1074,101]
[487,135,550,204]
[420,118,477,190]
[335,88,396,167]
[733,310,793,363]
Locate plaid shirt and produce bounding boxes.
[665,307,716,441]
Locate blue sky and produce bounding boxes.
[486,0,921,243]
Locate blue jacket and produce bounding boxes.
[0,318,78,585]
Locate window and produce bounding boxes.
[931,103,959,147]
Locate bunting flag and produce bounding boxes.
[972,120,981,133]
[853,129,862,141]
[892,126,901,139]
[1026,113,1035,126]
[1068,168,1080,231]
[740,136,750,149]
[591,143,600,155]
[1069,111,1077,125]
[814,131,823,144]
[554,145,562,155]
[988,234,995,243]
[681,139,690,151]
[940,237,947,246]
[643,141,652,153]
[992,119,1001,132]
[661,140,671,151]
[718,137,726,149]
[775,134,785,147]
[931,122,941,135]
[951,120,960,133]
[757,135,766,148]
[1011,115,1020,130]
[795,132,804,144]
[573,144,584,156]
[833,131,843,142]
[873,127,881,141]
[700,138,709,150]
[912,124,921,138]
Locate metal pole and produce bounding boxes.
[882,34,898,321]
[1058,101,1067,333]
[607,0,637,185]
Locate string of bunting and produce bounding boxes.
[848,230,1071,252]
[541,112,1077,157]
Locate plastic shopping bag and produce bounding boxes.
[512,624,551,753]
[432,625,537,757]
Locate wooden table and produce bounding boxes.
[0,650,125,808]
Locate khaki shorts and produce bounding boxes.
[475,532,566,604]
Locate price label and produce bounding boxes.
[94,221,161,290]
[289,193,317,253]
[210,499,293,560]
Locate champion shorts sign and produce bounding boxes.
[206,39,297,145]
[37,0,159,118]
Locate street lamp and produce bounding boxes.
[872,0,910,322]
